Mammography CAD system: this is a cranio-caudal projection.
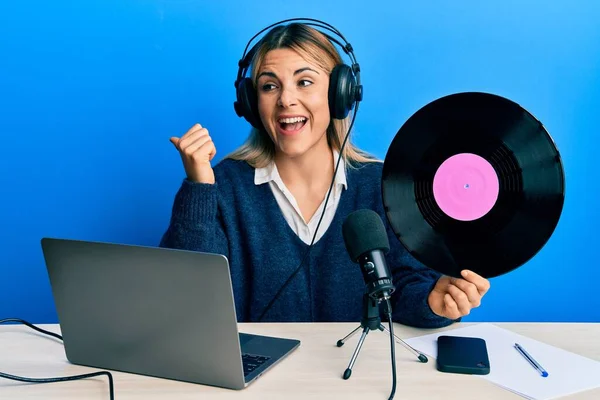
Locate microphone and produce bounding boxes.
[342,209,395,301]
[340,209,429,367]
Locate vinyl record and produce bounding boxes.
[382,92,565,278]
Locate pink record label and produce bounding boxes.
[432,153,499,221]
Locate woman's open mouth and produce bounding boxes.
[277,116,307,136]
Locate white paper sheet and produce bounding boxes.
[404,323,600,400]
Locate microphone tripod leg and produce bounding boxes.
[336,325,362,347]
[343,327,370,380]
[380,324,428,363]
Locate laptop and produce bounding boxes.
[40,237,300,390]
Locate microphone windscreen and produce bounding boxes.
[342,209,390,262]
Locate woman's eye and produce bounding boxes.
[299,80,313,87]
[261,83,277,91]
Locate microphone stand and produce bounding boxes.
[336,292,428,380]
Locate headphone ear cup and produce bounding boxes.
[328,64,356,119]
[235,77,262,129]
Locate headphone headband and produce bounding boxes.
[236,18,361,93]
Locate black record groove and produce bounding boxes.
[382,92,565,278]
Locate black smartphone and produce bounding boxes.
[436,335,490,375]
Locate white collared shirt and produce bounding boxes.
[254,152,347,245]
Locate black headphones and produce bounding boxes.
[233,18,363,131]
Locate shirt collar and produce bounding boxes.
[254,150,348,190]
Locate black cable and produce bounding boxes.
[0,318,115,399]
[258,101,360,321]
[0,318,63,341]
[384,299,397,400]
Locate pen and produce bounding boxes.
[514,343,549,377]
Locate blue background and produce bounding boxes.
[1,1,598,324]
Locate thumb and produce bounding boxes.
[169,137,179,147]
[433,276,450,292]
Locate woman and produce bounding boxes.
[160,22,490,327]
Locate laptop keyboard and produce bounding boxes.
[242,353,271,376]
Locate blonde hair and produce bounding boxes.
[225,23,379,168]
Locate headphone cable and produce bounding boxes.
[0,318,115,400]
[258,101,360,321]
[384,299,397,400]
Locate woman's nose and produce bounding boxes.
[277,86,298,108]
